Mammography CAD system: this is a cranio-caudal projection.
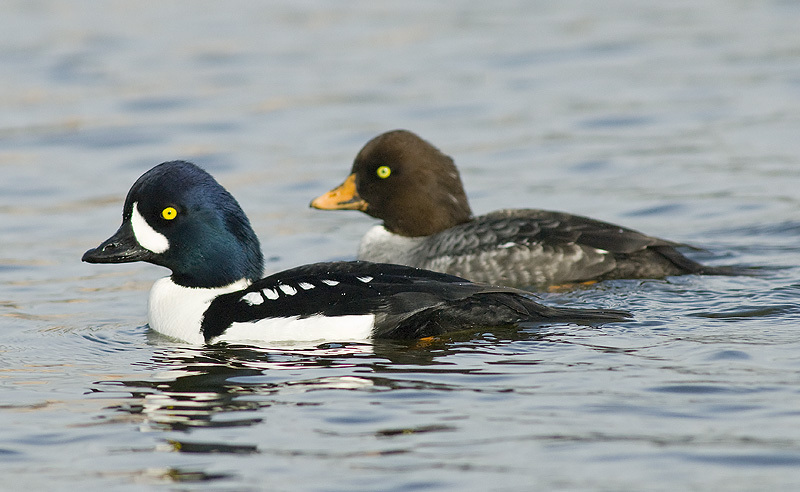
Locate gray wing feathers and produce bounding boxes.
[410,209,687,286]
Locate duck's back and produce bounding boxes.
[360,209,712,288]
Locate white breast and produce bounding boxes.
[147,277,250,344]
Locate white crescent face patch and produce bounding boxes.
[131,202,169,254]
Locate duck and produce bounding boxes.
[311,129,732,289]
[82,161,629,345]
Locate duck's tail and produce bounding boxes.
[654,245,754,277]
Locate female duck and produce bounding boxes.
[311,130,732,288]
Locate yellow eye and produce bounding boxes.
[161,207,178,220]
[376,166,391,179]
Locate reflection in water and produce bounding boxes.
[99,466,235,485]
[90,318,781,486]
[92,328,563,436]
[165,439,258,455]
[96,342,375,432]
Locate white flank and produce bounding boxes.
[147,277,250,344]
[131,202,169,254]
[217,314,375,344]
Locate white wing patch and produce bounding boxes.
[298,282,315,290]
[357,276,373,283]
[242,292,264,306]
[131,202,169,254]
[278,284,297,296]
[263,288,279,300]
[321,279,340,286]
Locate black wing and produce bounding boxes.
[200,261,629,341]
[201,261,478,340]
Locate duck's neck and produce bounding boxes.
[357,225,425,263]
[166,211,264,288]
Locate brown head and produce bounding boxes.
[311,130,473,237]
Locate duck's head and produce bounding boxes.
[82,161,264,288]
[311,130,472,237]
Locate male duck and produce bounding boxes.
[83,161,629,345]
[311,130,731,288]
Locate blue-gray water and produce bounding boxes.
[2,1,800,490]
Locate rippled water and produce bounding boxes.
[2,1,800,490]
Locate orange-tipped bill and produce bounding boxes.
[310,173,368,211]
